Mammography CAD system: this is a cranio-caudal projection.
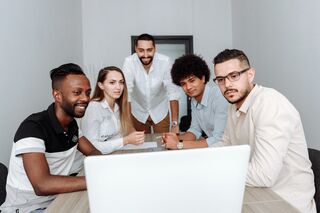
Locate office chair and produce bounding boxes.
[0,162,8,205]
[308,148,320,213]
[179,96,192,132]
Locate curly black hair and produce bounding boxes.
[171,54,210,86]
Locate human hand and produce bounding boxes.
[162,132,179,150]
[124,131,145,145]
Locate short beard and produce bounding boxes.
[225,89,250,105]
[61,102,78,118]
[60,98,86,118]
[139,56,153,66]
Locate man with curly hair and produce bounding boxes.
[163,54,228,150]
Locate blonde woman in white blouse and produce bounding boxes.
[80,66,145,154]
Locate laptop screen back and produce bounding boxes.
[85,145,250,213]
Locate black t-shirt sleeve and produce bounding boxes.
[14,119,46,143]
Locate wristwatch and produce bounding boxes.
[177,140,184,150]
[172,120,178,127]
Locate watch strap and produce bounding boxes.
[177,140,184,150]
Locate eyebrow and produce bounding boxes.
[137,47,154,51]
[107,78,123,81]
[216,70,244,78]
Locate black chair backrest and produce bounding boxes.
[309,148,320,213]
[0,162,8,205]
[179,115,191,132]
[0,162,8,206]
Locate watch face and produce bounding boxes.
[177,142,183,150]
[172,121,178,127]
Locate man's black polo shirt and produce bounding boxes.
[2,103,81,212]
[14,103,79,152]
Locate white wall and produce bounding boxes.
[81,0,232,84]
[231,0,320,149]
[81,0,232,122]
[4,0,317,166]
[0,0,83,166]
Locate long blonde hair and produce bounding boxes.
[91,66,133,136]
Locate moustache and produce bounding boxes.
[224,89,238,95]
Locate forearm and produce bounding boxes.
[23,152,88,197]
[86,148,102,156]
[169,100,179,122]
[78,136,102,156]
[179,131,197,141]
[93,138,123,154]
[34,175,86,196]
[182,138,208,149]
[178,132,208,149]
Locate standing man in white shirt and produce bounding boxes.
[212,49,315,213]
[122,33,180,133]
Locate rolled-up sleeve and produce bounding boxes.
[206,95,228,146]
[163,60,180,101]
[187,105,203,139]
[93,138,123,155]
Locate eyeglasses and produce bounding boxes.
[213,68,250,85]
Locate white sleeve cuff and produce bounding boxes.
[14,137,45,156]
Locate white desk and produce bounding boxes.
[45,134,299,213]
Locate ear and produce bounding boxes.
[248,68,255,83]
[98,82,104,90]
[201,75,206,83]
[52,89,62,103]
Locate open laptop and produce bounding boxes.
[84,145,250,213]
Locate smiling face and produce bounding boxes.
[214,59,255,109]
[180,75,206,102]
[55,74,91,118]
[98,70,124,103]
[135,40,155,68]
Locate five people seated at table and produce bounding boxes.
[0,33,316,213]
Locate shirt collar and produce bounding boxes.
[233,84,260,114]
[101,99,119,113]
[47,103,78,134]
[191,84,210,109]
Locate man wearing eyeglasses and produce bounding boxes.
[162,54,228,150]
[212,49,316,213]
